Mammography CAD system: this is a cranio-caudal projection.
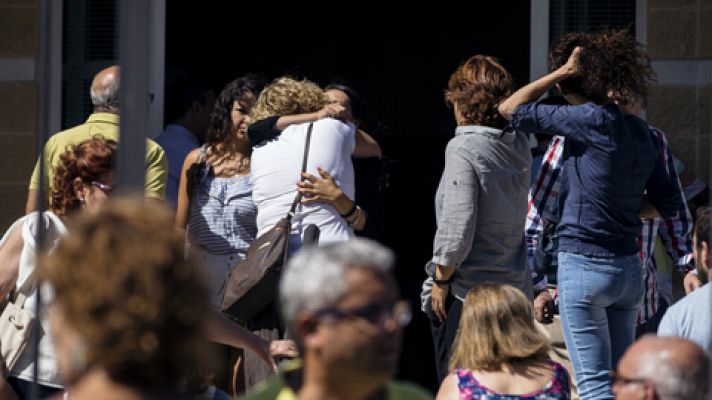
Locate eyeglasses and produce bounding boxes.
[609,370,649,386]
[91,181,113,194]
[316,300,412,328]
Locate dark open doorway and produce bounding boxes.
[166,1,531,392]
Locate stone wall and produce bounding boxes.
[647,0,712,185]
[0,0,38,232]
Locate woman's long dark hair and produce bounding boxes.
[205,74,265,146]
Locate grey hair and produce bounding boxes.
[279,238,394,333]
[90,74,120,111]
[638,348,711,400]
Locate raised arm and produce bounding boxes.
[249,105,382,157]
[354,129,382,158]
[499,47,581,120]
[248,104,346,146]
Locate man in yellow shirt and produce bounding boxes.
[240,240,432,400]
[26,65,167,212]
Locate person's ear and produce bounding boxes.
[643,381,657,400]
[73,177,86,202]
[555,83,567,95]
[295,314,322,350]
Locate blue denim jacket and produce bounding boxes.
[511,101,681,257]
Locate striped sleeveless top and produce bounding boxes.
[187,146,257,255]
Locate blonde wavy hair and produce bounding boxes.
[40,197,210,389]
[449,283,551,372]
[250,77,330,122]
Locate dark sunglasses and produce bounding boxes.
[316,300,412,328]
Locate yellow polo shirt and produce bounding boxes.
[29,113,167,201]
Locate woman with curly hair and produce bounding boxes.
[437,284,570,399]
[499,29,682,399]
[0,138,295,399]
[249,77,362,248]
[175,74,265,309]
[0,137,116,399]
[247,82,384,238]
[41,199,209,399]
[421,55,532,382]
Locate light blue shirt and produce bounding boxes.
[658,283,712,355]
[155,124,200,207]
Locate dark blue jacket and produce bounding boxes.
[511,101,681,257]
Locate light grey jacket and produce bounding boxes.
[422,125,532,312]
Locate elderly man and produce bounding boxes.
[658,206,712,354]
[26,65,167,212]
[241,239,432,399]
[612,336,710,400]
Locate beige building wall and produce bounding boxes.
[646,0,712,185]
[0,0,38,232]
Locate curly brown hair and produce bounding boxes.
[549,28,656,105]
[445,55,514,129]
[40,198,210,390]
[50,137,117,217]
[250,77,331,122]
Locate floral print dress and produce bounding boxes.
[455,361,570,399]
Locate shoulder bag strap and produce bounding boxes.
[287,122,314,218]
[12,211,66,308]
[12,268,36,308]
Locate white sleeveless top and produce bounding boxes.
[0,212,67,387]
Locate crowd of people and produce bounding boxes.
[0,27,710,400]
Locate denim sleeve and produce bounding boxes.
[645,144,683,219]
[510,102,605,145]
[431,140,478,269]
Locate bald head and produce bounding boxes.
[90,65,120,113]
[616,336,710,400]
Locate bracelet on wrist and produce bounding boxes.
[432,275,454,286]
[347,206,362,226]
[340,201,357,219]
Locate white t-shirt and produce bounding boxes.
[251,118,356,247]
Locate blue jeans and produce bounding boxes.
[558,252,643,400]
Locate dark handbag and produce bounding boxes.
[221,123,313,322]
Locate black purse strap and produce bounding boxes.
[287,122,314,218]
